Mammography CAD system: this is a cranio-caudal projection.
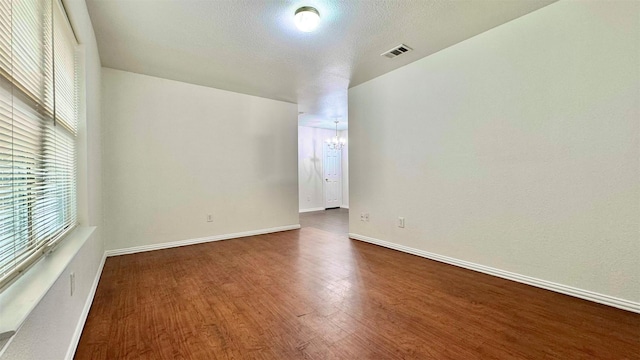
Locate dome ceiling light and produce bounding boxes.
[294,6,320,32]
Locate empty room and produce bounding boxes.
[0,0,638,359]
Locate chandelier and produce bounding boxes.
[326,120,346,150]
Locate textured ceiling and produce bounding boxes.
[86,0,555,130]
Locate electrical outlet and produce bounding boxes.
[70,272,75,296]
[207,214,213,222]
[398,217,405,228]
[364,213,370,222]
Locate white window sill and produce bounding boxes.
[0,226,96,343]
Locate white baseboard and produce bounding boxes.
[299,207,325,213]
[340,205,349,209]
[349,233,640,314]
[65,251,107,360]
[106,225,301,257]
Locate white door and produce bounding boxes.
[323,144,342,209]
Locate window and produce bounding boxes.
[0,0,78,289]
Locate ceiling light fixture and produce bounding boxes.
[326,120,346,150]
[294,6,320,32]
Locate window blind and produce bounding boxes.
[0,0,78,289]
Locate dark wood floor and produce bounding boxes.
[76,212,639,359]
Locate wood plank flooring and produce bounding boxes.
[76,213,639,359]
[300,208,348,234]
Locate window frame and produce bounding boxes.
[0,0,79,291]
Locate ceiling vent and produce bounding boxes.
[381,44,413,59]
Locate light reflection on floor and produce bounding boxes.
[294,209,364,341]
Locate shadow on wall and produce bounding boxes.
[303,138,322,185]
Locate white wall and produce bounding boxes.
[0,0,105,358]
[340,130,349,208]
[103,69,299,251]
[349,0,639,305]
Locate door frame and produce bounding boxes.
[322,143,342,209]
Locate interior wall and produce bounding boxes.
[349,0,639,303]
[0,0,105,358]
[340,130,349,208]
[103,68,299,251]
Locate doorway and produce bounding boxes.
[298,125,349,234]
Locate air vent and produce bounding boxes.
[381,44,413,59]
